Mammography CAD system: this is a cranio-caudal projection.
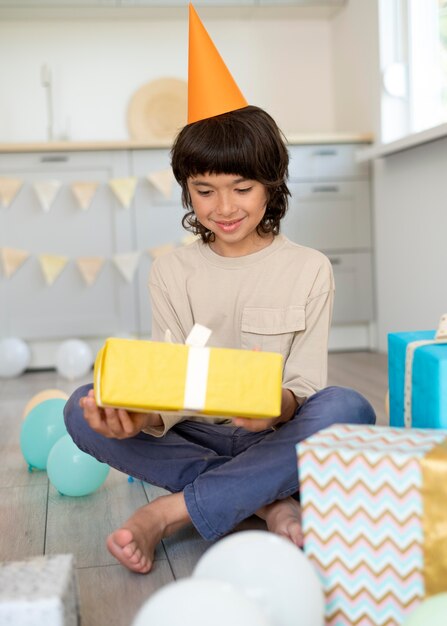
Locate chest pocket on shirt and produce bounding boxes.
[241,306,306,357]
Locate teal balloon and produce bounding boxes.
[402,593,447,626]
[20,398,67,470]
[47,435,110,496]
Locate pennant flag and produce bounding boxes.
[181,233,200,246]
[0,177,23,208]
[71,181,99,211]
[113,251,141,282]
[148,243,176,259]
[33,180,62,212]
[109,177,138,209]
[38,254,69,285]
[147,169,174,199]
[0,247,30,278]
[76,256,105,286]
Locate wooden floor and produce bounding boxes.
[0,351,388,626]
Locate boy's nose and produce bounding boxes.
[216,195,236,217]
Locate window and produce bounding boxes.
[379,0,447,143]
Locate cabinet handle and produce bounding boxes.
[328,257,342,266]
[40,155,69,163]
[313,149,337,157]
[312,185,339,193]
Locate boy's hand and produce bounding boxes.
[79,388,162,439]
[231,388,298,432]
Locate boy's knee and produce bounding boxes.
[325,386,376,425]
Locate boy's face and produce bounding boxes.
[187,172,270,257]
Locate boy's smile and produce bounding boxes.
[187,172,272,257]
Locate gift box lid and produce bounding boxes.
[297,423,447,459]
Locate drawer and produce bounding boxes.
[288,144,370,181]
[283,181,371,251]
[328,252,374,324]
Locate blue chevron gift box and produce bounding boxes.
[388,315,447,428]
[297,424,447,626]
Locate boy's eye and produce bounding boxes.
[236,187,252,194]
[197,189,212,196]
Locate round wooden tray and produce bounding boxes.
[127,77,188,142]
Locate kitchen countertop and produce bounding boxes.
[0,133,374,153]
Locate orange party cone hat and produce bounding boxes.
[188,3,248,124]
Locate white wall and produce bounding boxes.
[0,15,336,142]
[331,0,381,135]
[373,137,447,351]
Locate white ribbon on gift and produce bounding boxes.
[403,314,447,427]
[164,324,213,411]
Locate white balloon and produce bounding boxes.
[0,337,31,378]
[56,339,93,381]
[194,531,325,626]
[132,578,272,626]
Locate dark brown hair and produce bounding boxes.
[170,105,290,243]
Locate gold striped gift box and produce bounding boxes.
[297,424,447,626]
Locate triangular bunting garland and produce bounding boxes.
[113,251,141,282]
[147,169,174,199]
[148,243,176,259]
[38,254,69,285]
[0,247,30,278]
[108,177,138,209]
[76,256,105,286]
[0,177,23,208]
[71,181,99,211]
[33,180,62,212]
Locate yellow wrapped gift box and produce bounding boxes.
[94,336,283,419]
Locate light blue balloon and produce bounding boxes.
[20,398,68,470]
[402,593,447,626]
[47,434,110,496]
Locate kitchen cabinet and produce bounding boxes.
[0,138,373,365]
[0,0,346,10]
[257,0,345,5]
[282,143,373,327]
[0,150,138,344]
[120,1,254,6]
[130,148,185,336]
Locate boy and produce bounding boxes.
[64,6,375,574]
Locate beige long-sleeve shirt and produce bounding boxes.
[145,234,334,436]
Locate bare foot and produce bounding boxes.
[256,497,304,547]
[106,492,190,574]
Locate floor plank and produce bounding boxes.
[0,351,390,625]
[46,469,168,568]
[77,561,174,626]
[0,484,48,561]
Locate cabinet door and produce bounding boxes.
[0,150,137,340]
[131,149,186,336]
[283,181,371,251]
[120,0,254,5]
[288,144,370,181]
[328,252,374,324]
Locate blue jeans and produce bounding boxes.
[64,385,375,541]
